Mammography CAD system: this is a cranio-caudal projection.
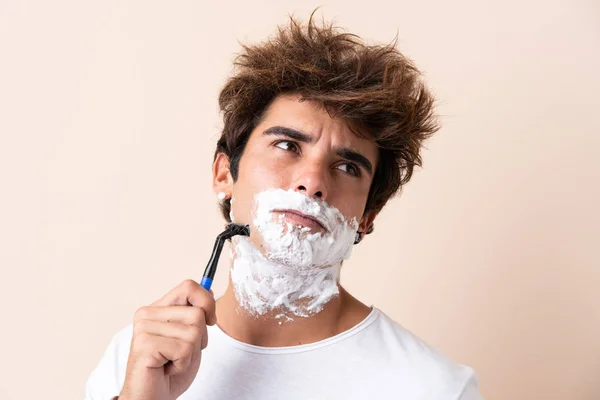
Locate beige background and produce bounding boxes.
[1,1,599,399]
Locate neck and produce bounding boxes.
[214,235,372,347]
[215,277,371,347]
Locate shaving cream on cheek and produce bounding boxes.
[229,188,359,318]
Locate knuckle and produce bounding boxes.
[179,341,195,357]
[135,318,153,334]
[181,279,197,292]
[133,320,145,335]
[134,332,152,351]
[134,306,150,322]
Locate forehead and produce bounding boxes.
[256,94,378,160]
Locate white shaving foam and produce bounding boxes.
[230,188,359,318]
[229,196,236,222]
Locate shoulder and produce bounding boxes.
[362,309,483,399]
[84,324,133,400]
[100,323,134,364]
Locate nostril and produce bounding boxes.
[296,186,323,198]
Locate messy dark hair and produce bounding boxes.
[214,12,439,236]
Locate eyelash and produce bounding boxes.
[338,163,361,177]
[273,140,362,178]
[274,140,300,154]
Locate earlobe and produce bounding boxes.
[213,153,234,199]
[357,210,378,236]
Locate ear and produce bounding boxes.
[358,210,378,235]
[213,153,234,199]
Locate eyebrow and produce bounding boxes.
[263,126,313,143]
[335,147,373,176]
[263,125,374,176]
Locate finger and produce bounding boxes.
[200,320,208,350]
[134,305,207,327]
[150,280,197,307]
[133,332,194,373]
[134,320,204,348]
[151,280,217,325]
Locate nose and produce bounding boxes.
[293,164,328,201]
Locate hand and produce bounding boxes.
[119,279,217,400]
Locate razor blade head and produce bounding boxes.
[224,223,250,238]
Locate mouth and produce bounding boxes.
[272,209,328,232]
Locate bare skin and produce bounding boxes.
[216,275,372,347]
[119,280,216,400]
[118,94,378,399]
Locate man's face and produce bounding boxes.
[214,94,378,253]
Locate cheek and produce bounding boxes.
[238,151,288,191]
[329,182,371,221]
[231,152,288,222]
[335,202,363,224]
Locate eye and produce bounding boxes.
[274,140,300,153]
[336,162,361,177]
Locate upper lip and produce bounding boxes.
[274,209,328,231]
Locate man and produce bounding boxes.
[85,14,483,400]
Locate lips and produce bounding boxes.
[273,209,328,231]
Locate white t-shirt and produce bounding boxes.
[85,307,483,400]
